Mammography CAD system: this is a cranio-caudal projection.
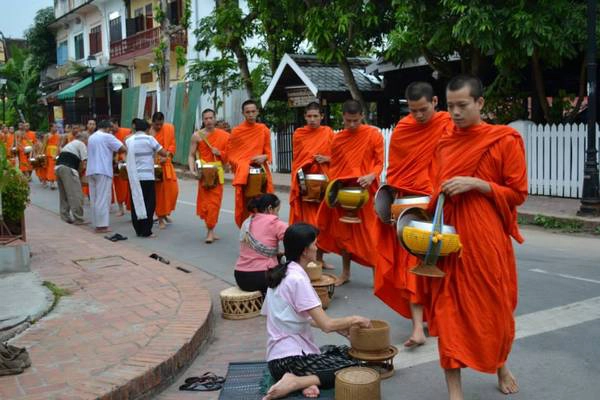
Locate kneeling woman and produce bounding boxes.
[234,194,288,294]
[262,223,371,400]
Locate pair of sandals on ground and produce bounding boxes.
[179,371,225,391]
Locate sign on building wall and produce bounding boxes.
[286,86,317,108]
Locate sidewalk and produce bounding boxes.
[0,206,214,399]
[177,168,600,232]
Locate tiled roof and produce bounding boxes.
[290,54,381,92]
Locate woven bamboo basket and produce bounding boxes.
[349,320,390,353]
[220,286,263,320]
[335,367,380,400]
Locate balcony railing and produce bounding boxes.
[109,27,187,63]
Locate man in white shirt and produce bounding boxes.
[125,118,168,237]
[55,131,88,224]
[86,120,126,233]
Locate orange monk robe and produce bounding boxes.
[195,128,229,229]
[44,133,61,182]
[4,133,17,166]
[374,112,452,318]
[427,123,527,373]
[316,125,383,267]
[18,131,37,172]
[113,127,131,204]
[227,121,274,227]
[289,125,334,226]
[154,123,179,217]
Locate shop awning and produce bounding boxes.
[56,71,110,100]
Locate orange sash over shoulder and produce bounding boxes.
[427,123,527,373]
[155,123,179,216]
[374,112,452,318]
[289,125,333,225]
[227,121,274,227]
[196,128,229,229]
[316,125,383,267]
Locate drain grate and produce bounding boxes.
[74,256,136,270]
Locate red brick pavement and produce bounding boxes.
[156,279,267,400]
[0,206,214,400]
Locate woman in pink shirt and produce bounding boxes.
[261,223,371,400]
[235,194,288,294]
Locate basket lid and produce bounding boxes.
[374,184,396,224]
[220,286,262,299]
[337,367,379,385]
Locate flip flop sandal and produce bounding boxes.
[184,371,225,385]
[149,253,170,265]
[179,381,223,391]
[104,234,119,242]
[114,233,128,241]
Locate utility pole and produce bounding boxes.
[579,0,600,216]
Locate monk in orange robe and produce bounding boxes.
[111,120,131,216]
[151,112,179,228]
[188,109,229,242]
[316,99,383,286]
[227,100,274,228]
[43,124,62,189]
[373,82,452,348]
[17,123,38,178]
[428,75,526,399]
[288,102,334,269]
[4,127,17,167]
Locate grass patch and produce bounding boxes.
[41,281,71,316]
[532,214,584,232]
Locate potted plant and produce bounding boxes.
[0,145,30,243]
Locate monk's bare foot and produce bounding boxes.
[158,219,167,229]
[262,373,302,400]
[403,337,426,348]
[95,227,111,233]
[334,273,350,287]
[404,328,426,348]
[302,384,319,398]
[164,216,172,223]
[497,365,519,395]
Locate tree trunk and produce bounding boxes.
[338,54,368,120]
[532,49,552,122]
[232,45,254,99]
[567,56,587,122]
[159,0,171,113]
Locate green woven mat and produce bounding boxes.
[218,361,334,400]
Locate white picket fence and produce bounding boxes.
[512,121,600,198]
[272,122,600,199]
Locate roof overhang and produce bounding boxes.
[260,54,318,107]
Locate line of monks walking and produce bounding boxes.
[2,74,525,400]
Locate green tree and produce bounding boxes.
[0,46,46,127]
[194,0,258,98]
[385,0,588,123]
[186,57,241,110]
[24,7,56,72]
[303,0,393,114]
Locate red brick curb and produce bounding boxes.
[0,206,214,400]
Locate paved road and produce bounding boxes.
[30,176,600,400]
